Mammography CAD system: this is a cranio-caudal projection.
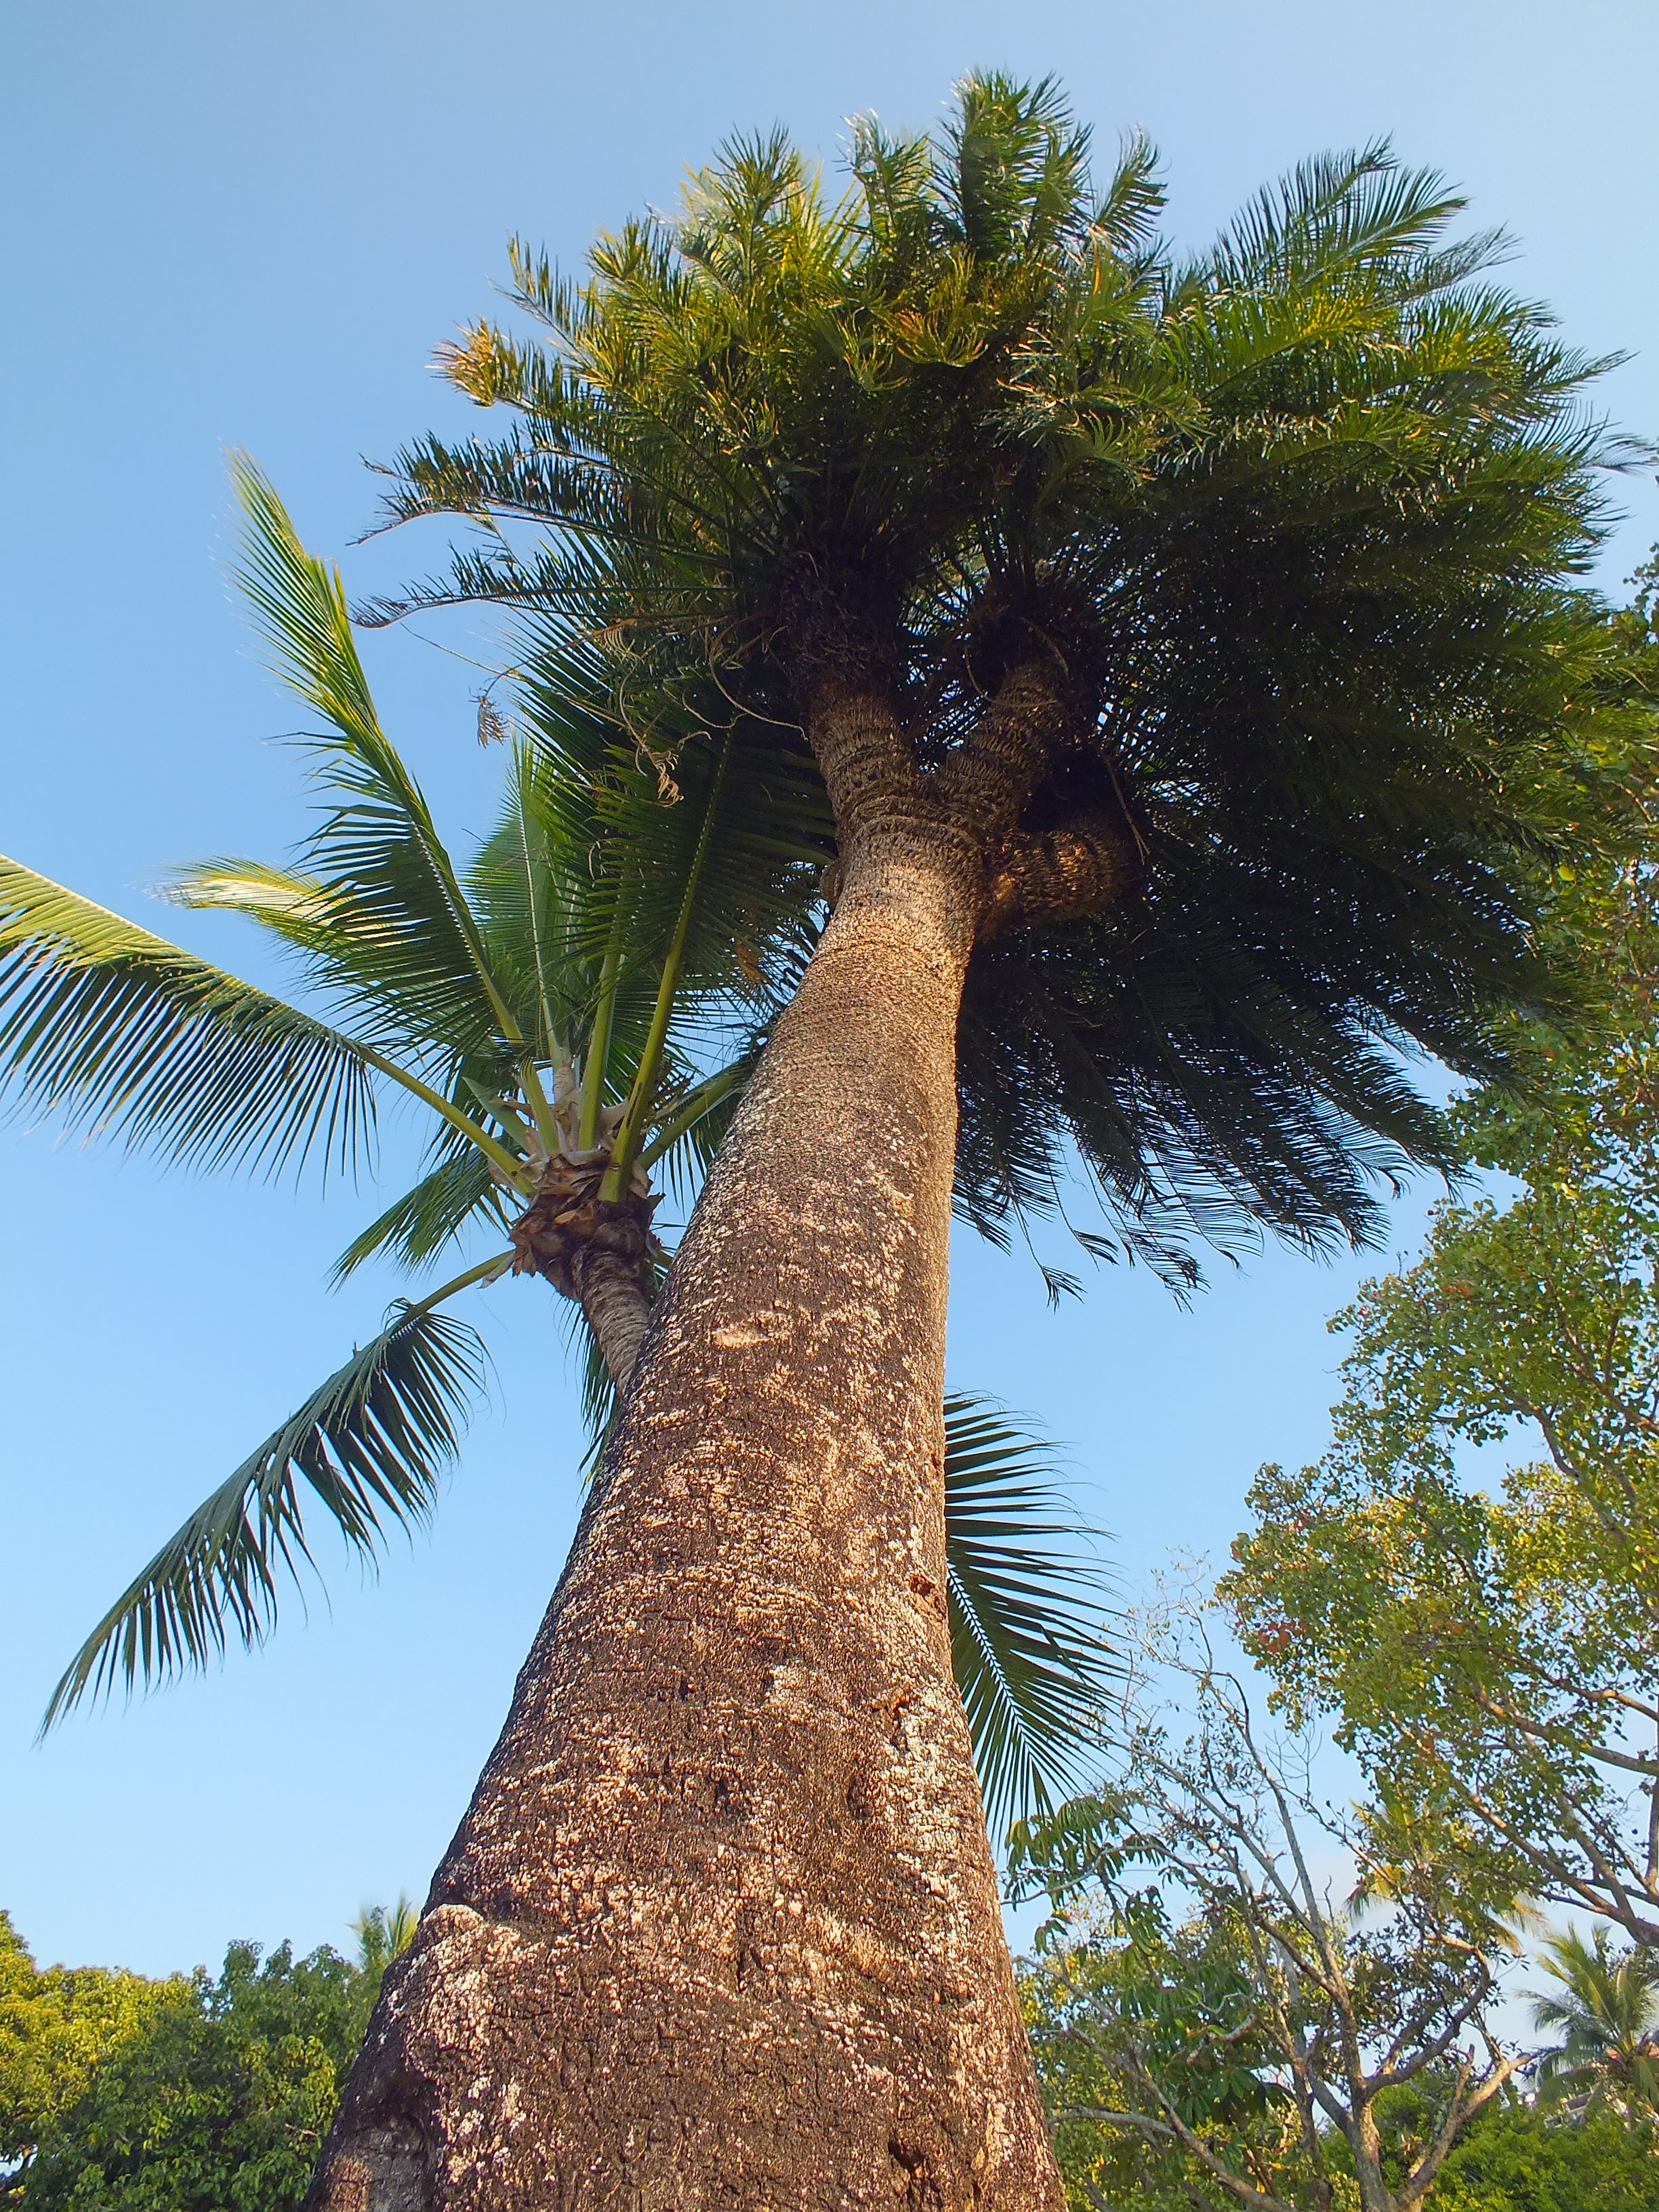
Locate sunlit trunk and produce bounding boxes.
[306,684,1063,2211]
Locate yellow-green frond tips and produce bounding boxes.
[43,1303,487,1729]
[0,855,376,1183]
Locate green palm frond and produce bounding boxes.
[1529,1926,1659,2112]
[0,855,376,1182]
[330,1138,507,1282]
[467,737,587,1060]
[43,1290,495,1729]
[943,1393,1117,1836]
[226,456,520,1067]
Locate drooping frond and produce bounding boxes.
[556,1323,1118,1828]
[0,855,375,1182]
[43,1296,491,1727]
[943,1393,1117,1835]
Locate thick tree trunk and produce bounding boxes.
[306,690,1063,2209]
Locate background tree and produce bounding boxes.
[0,1916,182,2204]
[1418,2097,1659,2211]
[1528,1927,1659,2121]
[3,1927,373,2212]
[1012,1583,1519,2212]
[1019,1907,1319,2211]
[1226,588,1659,1955]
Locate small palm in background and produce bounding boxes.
[1529,1926,1659,2119]
[351,1899,419,1991]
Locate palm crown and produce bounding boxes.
[371,75,1643,1284]
[0,464,1111,1833]
[1529,1926,1659,2116]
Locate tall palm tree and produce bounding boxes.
[1,466,1112,1837]
[1530,1927,1659,2118]
[16,70,1648,2202]
[261,77,1647,2209]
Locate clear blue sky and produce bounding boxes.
[3,0,1656,1981]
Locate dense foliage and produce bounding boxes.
[0,1917,179,2191]
[1424,2101,1659,2211]
[378,78,1648,1277]
[0,1917,411,2212]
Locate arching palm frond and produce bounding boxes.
[43,1284,497,1728]
[330,1136,507,1282]
[943,1394,1116,1836]
[0,857,376,1184]
[215,457,519,1066]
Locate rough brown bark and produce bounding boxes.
[509,1154,657,1390]
[308,676,1086,2211]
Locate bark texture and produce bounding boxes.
[509,1151,657,1391]
[308,673,1109,2211]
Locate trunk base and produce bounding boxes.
[318,1879,1050,2209]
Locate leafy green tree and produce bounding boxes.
[0,1917,181,2199]
[1423,2098,1659,2211]
[14,70,1652,2200]
[1225,663,1659,1954]
[5,1931,369,2212]
[1529,1928,1659,2119]
[1012,1583,1519,2212]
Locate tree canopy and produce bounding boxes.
[372,76,1650,1278]
[0,1925,400,2212]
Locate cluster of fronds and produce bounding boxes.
[365,74,1649,1286]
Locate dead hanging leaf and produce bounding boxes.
[634,735,681,804]
[734,939,762,987]
[476,695,509,747]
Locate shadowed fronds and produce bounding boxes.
[944,1393,1117,1835]
[43,1300,488,1728]
[0,857,376,1183]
